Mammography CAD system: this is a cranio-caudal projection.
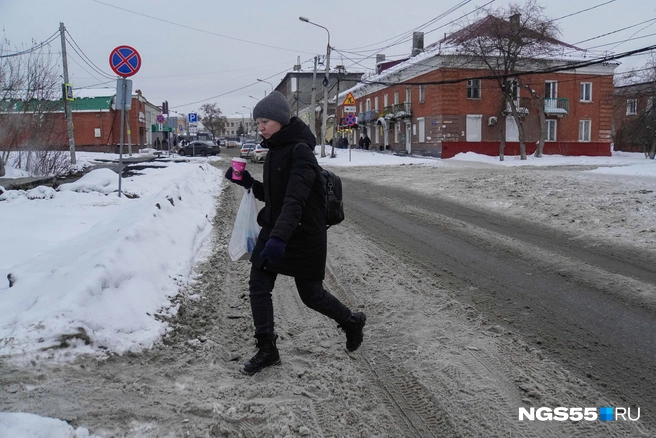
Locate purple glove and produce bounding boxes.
[260,237,285,264]
[225,167,254,189]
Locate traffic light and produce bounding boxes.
[162,101,169,114]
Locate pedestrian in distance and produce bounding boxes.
[363,134,371,150]
[224,91,366,375]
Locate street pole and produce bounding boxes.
[59,22,76,165]
[299,17,330,158]
[309,55,318,138]
[118,77,127,198]
[257,79,274,96]
[331,65,344,158]
[322,46,331,158]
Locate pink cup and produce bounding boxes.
[231,157,247,180]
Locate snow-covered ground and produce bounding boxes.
[0,148,654,436]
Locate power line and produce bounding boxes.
[551,0,616,22]
[0,30,59,58]
[65,30,114,80]
[172,61,311,110]
[342,0,490,57]
[91,0,312,55]
[344,0,476,53]
[579,31,656,51]
[573,17,656,45]
[67,54,111,85]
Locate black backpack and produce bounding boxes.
[293,143,344,227]
[321,168,344,227]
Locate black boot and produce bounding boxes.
[339,312,366,352]
[242,336,281,375]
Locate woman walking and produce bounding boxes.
[225,91,366,375]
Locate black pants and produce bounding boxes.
[248,265,352,340]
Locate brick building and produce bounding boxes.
[612,80,656,153]
[0,88,168,153]
[335,18,617,158]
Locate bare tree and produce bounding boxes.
[0,37,70,176]
[613,52,656,159]
[445,0,564,160]
[199,103,227,139]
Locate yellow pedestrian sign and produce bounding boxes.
[342,92,356,106]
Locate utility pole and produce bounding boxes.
[309,56,318,138]
[321,47,331,158]
[332,65,344,158]
[59,22,76,165]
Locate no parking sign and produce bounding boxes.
[109,45,141,77]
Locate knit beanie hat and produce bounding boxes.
[253,91,291,125]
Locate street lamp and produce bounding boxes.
[242,105,253,141]
[248,95,260,102]
[299,16,330,157]
[257,79,274,93]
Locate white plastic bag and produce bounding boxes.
[228,189,261,261]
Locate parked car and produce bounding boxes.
[226,140,241,149]
[250,144,269,163]
[240,143,256,158]
[178,140,220,157]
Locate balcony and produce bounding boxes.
[544,98,569,116]
[393,102,412,118]
[363,110,378,122]
[382,106,395,120]
[504,97,530,117]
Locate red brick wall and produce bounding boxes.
[345,65,615,157]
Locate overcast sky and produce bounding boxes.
[1,0,655,118]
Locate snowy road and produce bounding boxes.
[342,168,656,433]
[1,156,654,437]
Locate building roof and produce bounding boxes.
[70,96,113,112]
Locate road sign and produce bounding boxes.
[115,78,132,110]
[345,113,356,126]
[109,45,141,77]
[342,92,356,106]
[344,105,356,113]
[156,114,166,124]
[188,113,198,123]
[64,83,74,101]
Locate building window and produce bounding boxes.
[405,87,411,103]
[466,115,482,142]
[580,82,592,102]
[545,81,557,99]
[394,91,399,105]
[375,96,379,111]
[467,79,481,99]
[419,85,425,103]
[626,99,637,115]
[417,117,425,142]
[384,94,388,108]
[545,119,556,142]
[394,123,400,143]
[366,98,371,111]
[579,120,591,142]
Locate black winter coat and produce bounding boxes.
[250,117,327,280]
